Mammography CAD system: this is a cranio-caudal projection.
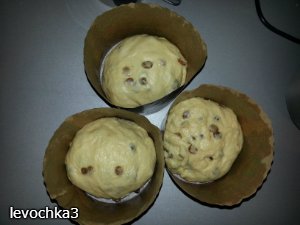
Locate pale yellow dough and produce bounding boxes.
[164,98,243,183]
[102,34,187,108]
[65,117,156,199]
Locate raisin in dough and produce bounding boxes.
[163,98,243,183]
[65,117,156,200]
[102,34,187,108]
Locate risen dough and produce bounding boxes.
[163,97,243,183]
[65,117,156,199]
[102,34,187,108]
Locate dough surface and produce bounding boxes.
[102,34,187,108]
[65,117,156,199]
[163,97,243,183]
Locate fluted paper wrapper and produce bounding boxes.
[43,108,164,225]
[84,3,207,114]
[164,84,274,206]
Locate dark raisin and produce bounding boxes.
[129,143,136,152]
[188,144,198,154]
[142,61,153,69]
[81,167,88,174]
[209,124,222,139]
[81,166,93,174]
[139,77,147,85]
[199,134,204,139]
[124,77,134,85]
[115,166,123,176]
[182,111,190,119]
[209,124,218,133]
[122,66,130,75]
[206,156,214,161]
[174,132,182,138]
[214,116,220,121]
[191,136,196,140]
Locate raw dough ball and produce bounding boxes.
[102,34,187,108]
[65,117,156,199]
[163,97,243,183]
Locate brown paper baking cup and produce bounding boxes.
[43,108,164,225]
[84,3,207,113]
[164,84,274,206]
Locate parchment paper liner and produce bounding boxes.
[43,108,164,225]
[163,84,274,206]
[84,3,207,114]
